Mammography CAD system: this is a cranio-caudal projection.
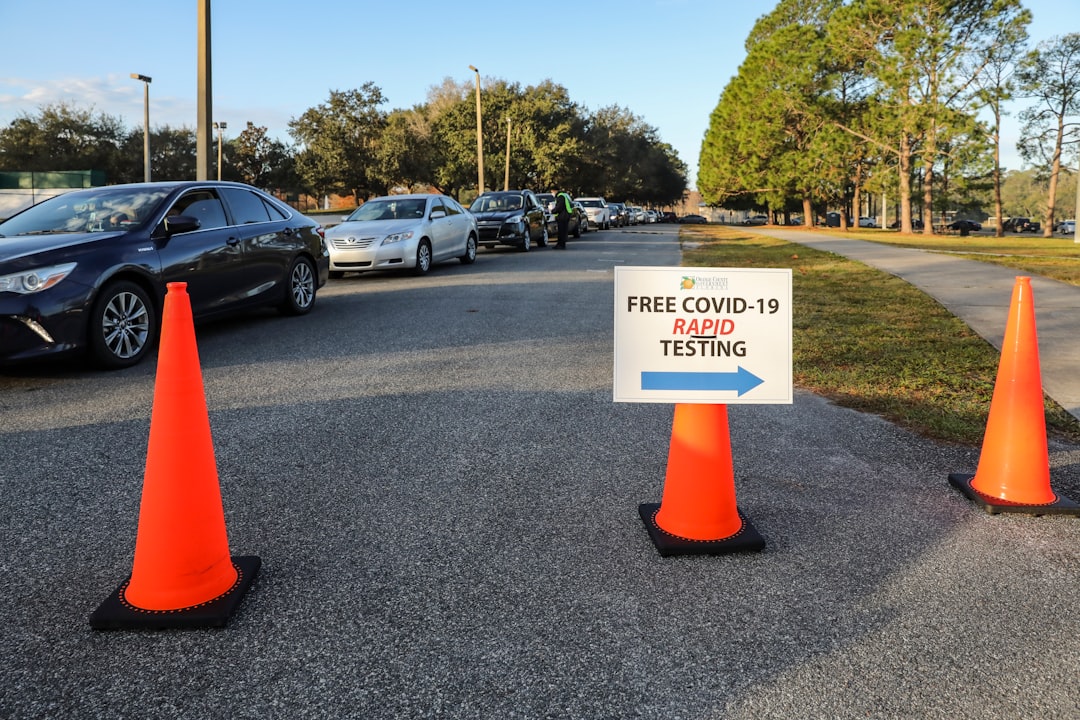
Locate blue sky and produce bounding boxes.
[0,0,1066,189]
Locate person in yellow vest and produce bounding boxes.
[552,187,574,249]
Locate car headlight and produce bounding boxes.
[505,215,524,225]
[0,262,78,294]
[382,231,414,245]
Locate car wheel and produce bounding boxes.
[521,228,531,252]
[413,239,433,275]
[89,280,157,369]
[459,233,477,264]
[538,224,549,248]
[281,256,316,315]
[573,220,582,238]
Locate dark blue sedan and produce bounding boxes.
[0,181,329,369]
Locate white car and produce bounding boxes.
[1059,219,1076,235]
[575,197,611,230]
[324,194,477,277]
[859,217,877,228]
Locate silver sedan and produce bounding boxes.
[324,194,478,277]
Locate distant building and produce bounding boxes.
[0,171,106,218]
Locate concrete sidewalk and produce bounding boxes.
[754,228,1080,420]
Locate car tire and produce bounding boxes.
[281,256,317,315]
[413,239,433,275]
[88,280,157,369]
[459,234,477,264]
[538,224,548,248]
[573,221,581,239]
[521,229,531,252]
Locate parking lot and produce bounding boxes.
[3,226,1079,719]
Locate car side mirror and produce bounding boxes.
[162,215,201,236]
[429,210,446,219]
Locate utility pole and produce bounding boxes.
[196,0,213,180]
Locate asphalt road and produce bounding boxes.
[2,226,1079,719]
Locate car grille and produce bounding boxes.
[330,236,377,249]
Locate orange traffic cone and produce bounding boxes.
[949,276,1079,516]
[639,403,764,555]
[91,282,260,629]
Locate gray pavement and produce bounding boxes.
[755,228,1080,420]
[2,227,1079,719]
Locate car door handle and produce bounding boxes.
[227,236,241,246]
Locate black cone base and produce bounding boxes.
[90,555,261,630]
[948,474,1080,516]
[638,503,765,556]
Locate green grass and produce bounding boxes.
[680,225,1080,445]
[827,227,1080,285]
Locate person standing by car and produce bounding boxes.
[552,188,574,249]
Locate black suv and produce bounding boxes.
[469,190,549,251]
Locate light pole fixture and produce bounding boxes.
[213,121,227,181]
[130,73,152,182]
[469,65,484,196]
[504,116,512,191]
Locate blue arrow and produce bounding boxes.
[641,367,765,396]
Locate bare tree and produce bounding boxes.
[1016,33,1080,236]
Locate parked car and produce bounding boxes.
[324,194,477,278]
[1059,219,1076,235]
[1002,217,1040,233]
[575,197,611,230]
[469,190,548,251]
[607,202,629,227]
[659,211,678,223]
[947,219,982,232]
[544,199,589,239]
[629,206,646,225]
[889,218,925,230]
[571,201,590,236]
[744,215,768,226]
[858,217,877,228]
[678,214,708,224]
[0,181,329,369]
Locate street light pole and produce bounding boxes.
[213,121,227,181]
[504,116,511,191]
[469,65,484,196]
[130,74,152,182]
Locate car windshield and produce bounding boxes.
[0,187,171,237]
[579,200,603,208]
[470,194,523,212]
[347,198,427,222]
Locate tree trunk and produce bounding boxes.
[1045,115,1066,237]
[992,102,1004,238]
[897,133,914,233]
[922,156,935,236]
[803,197,813,228]
[852,162,863,232]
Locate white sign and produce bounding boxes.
[614,266,792,404]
